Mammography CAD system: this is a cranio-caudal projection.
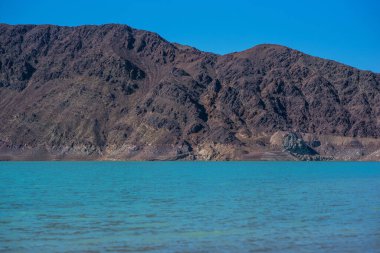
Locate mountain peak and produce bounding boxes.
[0,24,379,161]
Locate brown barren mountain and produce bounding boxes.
[1,24,380,160]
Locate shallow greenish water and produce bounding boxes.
[0,162,379,252]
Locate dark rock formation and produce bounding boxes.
[0,23,379,160]
[282,132,317,156]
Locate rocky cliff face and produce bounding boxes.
[0,24,379,160]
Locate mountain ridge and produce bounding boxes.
[1,23,379,160]
[3,22,378,73]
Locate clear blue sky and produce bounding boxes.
[1,0,379,72]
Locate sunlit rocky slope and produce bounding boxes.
[1,24,380,160]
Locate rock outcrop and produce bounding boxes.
[283,132,316,155]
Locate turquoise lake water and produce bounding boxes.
[0,162,379,252]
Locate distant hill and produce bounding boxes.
[1,24,379,160]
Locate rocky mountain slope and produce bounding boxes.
[1,24,379,160]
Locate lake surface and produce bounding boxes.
[0,162,379,252]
